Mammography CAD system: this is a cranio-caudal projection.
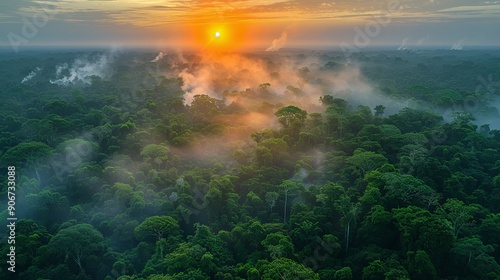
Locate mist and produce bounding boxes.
[175,51,383,111]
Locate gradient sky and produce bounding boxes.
[1,0,499,50]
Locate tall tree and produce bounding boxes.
[279,180,302,224]
[140,144,170,169]
[1,141,52,183]
[335,194,361,253]
[275,105,308,136]
[265,192,279,213]
[261,258,319,280]
[134,216,181,242]
[438,198,476,239]
[346,149,388,176]
[49,224,105,276]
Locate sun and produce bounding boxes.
[215,32,221,38]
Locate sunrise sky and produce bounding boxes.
[1,0,499,50]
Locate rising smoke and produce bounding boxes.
[451,39,466,51]
[50,53,115,86]
[151,51,165,63]
[149,50,383,170]
[21,67,42,83]
[397,37,410,51]
[266,32,288,52]
[175,50,389,115]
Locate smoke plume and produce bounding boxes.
[50,53,114,86]
[397,37,410,51]
[151,52,165,63]
[451,39,466,51]
[21,67,42,83]
[174,51,391,119]
[266,32,288,52]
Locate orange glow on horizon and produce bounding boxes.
[172,16,260,52]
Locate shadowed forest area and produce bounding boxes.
[1,48,500,279]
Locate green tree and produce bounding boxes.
[254,138,289,167]
[382,173,436,209]
[134,216,182,242]
[189,224,234,266]
[357,205,396,248]
[261,258,319,280]
[25,190,70,226]
[374,105,386,117]
[247,268,260,280]
[163,243,206,276]
[261,232,294,260]
[335,194,360,253]
[275,105,308,136]
[449,236,500,278]
[479,213,500,246]
[278,180,302,224]
[189,94,224,121]
[266,192,279,213]
[334,267,353,280]
[1,141,52,182]
[204,175,240,228]
[386,107,442,133]
[140,144,170,168]
[406,250,437,280]
[362,260,386,280]
[11,219,51,269]
[49,224,105,276]
[392,206,453,263]
[438,198,476,238]
[346,149,388,176]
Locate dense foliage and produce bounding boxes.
[1,49,500,280]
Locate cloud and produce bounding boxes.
[50,53,114,86]
[266,32,287,52]
[4,1,500,28]
[1,0,500,47]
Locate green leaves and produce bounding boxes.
[438,198,476,238]
[406,250,437,280]
[134,216,182,242]
[392,206,453,263]
[382,172,435,209]
[261,232,294,260]
[1,141,52,167]
[334,267,353,280]
[334,194,361,253]
[346,149,388,176]
[48,224,105,275]
[275,106,308,130]
[261,258,319,280]
[449,236,500,278]
[140,144,170,168]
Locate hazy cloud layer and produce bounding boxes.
[4,0,500,25]
[1,0,499,47]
